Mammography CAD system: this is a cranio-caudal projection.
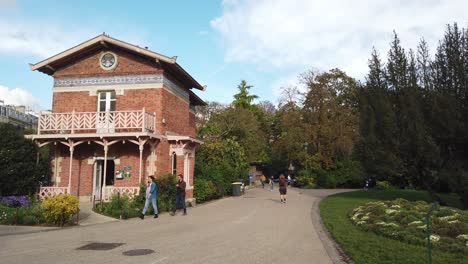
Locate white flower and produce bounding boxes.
[390,205,401,209]
[376,221,386,225]
[351,213,362,221]
[417,225,427,230]
[439,214,459,221]
[430,235,440,242]
[385,209,398,214]
[362,216,370,221]
[457,234,468,240]
[448,220,459,224]
[408,221,423,226]
[357,221,366,225]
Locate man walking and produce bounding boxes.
[171,174,187,216]
[140,175,158,219]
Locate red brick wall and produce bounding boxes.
[54,49,162,79]
[52,92,96,113]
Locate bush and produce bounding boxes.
[295,169,316,188]
[194,178,219,203]
[95,193,139,219]
[375,181,393,190]
[41,194,79,226]
[316,170,337,188]
[155,174,177,212]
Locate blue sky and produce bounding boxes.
[0,0,467,111]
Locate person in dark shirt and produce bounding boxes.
[170,174,187,216]
[278,174,287,203]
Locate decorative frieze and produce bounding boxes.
[54,74,163,87]
[53,74,189,101]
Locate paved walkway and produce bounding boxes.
[0,187,353,264]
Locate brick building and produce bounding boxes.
[28,34,205,203]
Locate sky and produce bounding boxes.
[0,0,467,111]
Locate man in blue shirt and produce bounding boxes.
[140,175,158,219]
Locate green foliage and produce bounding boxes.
[0,124,49,196]
[359,24,468,208]
[154,173,177,212]
[195,139,249,195]
[96,193,141,219]
[320,190,466,264]
[193,178,220,203]
[41,194,79,226]
[232,80,259,110]
[295,170,316,188]
[375,181,394,190]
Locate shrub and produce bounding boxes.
[155,174,176,212]
[375,181,393,190]
[295,170,316,188]
[41,194,79,227]
[194,178,219,203]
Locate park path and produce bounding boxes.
[0,187,353,264]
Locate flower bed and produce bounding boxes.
[350,198,468,253]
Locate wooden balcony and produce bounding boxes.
[37,109,156,135]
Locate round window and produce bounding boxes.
[99,52,118,70]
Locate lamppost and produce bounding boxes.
[303,143,309,174]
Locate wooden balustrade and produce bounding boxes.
[37,110,155,134]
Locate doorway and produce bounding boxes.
[96,91,116,133]
[93,159,115,201]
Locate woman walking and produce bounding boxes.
[269,176,274,191]
[278,174,287,203]
[140,175,158,219]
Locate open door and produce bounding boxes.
[93,159,115,201]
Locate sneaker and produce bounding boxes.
[183,212,187,216]
[170,212,175,216]
[154,214,158,218]
[139,214,144,220]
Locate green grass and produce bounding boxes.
[320,190,468,264]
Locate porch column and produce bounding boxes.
[139,144,144,183]
[101,139,108,201]
[129,138,148,184]
[68,144,74,194]
[59,140,84,195]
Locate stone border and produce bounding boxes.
[309,190,355,264]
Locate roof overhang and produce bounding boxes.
[30,34,205,91]
[166,135,204,145]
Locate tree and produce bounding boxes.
[232,80,259,110]
[301,69,360,166]
[0,124,47,196]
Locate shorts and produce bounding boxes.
[279,187,287,195]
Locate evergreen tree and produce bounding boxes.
[232,80,259,110]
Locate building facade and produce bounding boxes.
[0,104,38,130]
[28,34,205,202]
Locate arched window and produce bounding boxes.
[171,152,177,175]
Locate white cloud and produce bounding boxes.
[0,18,148,59]
[211,0,468,78]
[0,0,16,9]
[0,85,42,110]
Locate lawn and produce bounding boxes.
[319,190,468,264]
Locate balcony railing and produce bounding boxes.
[37,109,156,135]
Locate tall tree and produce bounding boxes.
[232,80,259,110]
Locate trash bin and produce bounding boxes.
[232,182,242,196]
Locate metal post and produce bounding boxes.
[426,202,439,264]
